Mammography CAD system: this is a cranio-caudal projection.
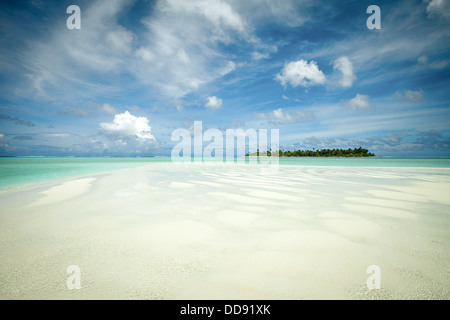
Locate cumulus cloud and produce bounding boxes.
[275,59,326,88]
[333,56,356,88]
[395,89,424,102]
[346,94,370,110]
[426,0,450,19]
[99,103,120,114]
[205,96,223,109]
[256,108,310,122]
[99,111,155,142]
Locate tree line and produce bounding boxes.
[246,147,375,157]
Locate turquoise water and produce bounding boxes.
[1,156,450,192]
[0,157,170,192]
[277,157,450,167]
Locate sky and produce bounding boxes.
[0,0,449,156]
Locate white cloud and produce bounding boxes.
[251,52,269,60]
[426,0,450,19]
[275,59,326,88]
[133,0,245,97]
[135,47,155,62]
[346,94,370,110]
[303,2,450,84]
[17,0,316,103]
[105,26,135,54]
[0,134,3,139]
[430,60,449,69]
[22,0,135,99]
[333,56,356,88]
[417,55,448,69]
[21,0,246,101]
[164,0,246,33]
[418,55,429,64]
[256,108,309,122]
[404,90,424,102]
[205,96,223,109]
[99,111,155,142]
[282,95,289,100]
[45,133,70,138]
[395,90,424,102]
[99,103,120,114]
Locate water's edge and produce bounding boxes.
[1,157,450,192]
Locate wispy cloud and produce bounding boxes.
[256,108,311,123]
[13,135,33,141]
[0,114,36,127]
[0,0,449,156]
[45,133,71,138]
[395,90,424,102]
[99,103,120,115]
[304,0,450,80]
[284,129,449,156]
[430,60,449,69]
[425,0,450,19]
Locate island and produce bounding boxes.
[246,147,375,157]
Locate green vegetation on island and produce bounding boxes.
[246,147,375,157]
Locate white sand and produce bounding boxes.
[0,163,449,300]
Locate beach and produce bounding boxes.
[0,162,449,300]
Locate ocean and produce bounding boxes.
[1,156,450,192]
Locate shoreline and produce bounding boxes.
[2,158,450,193]
[2,164,450,195]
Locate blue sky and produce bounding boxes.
[0,0,449,156]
